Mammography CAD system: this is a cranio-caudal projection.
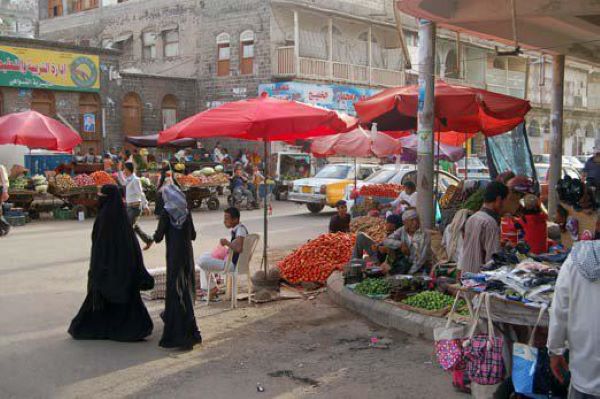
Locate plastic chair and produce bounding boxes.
[206,233,260,308]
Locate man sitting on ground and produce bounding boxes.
[329,200,351,233]
[197,207,249,298]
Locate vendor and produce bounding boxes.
[381,181,417,216]
[351,214,402,261]
[515,194,548,254]
[582,139,600,189]
[329,200,351,233]
[83,147,96,164]
[396,209,431,274]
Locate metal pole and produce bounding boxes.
[328,17,333,80]
[416,19,436,229]
[548,54,565,220]
[293,11,300,76]
[263,140,269,276]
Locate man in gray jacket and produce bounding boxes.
[548,241,600,398]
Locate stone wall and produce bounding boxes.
[0,0,38,38]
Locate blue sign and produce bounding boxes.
[83,112,96,133]
[259,82,380,116]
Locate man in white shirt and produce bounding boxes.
[117,162,153,248]
[382,181,417,215]
[548,240,600,399]
[0,163,10,236]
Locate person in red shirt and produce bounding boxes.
[516,194,548,254]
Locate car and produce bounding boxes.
[534,154,584,171]
[564,155,585,172]
[288,163,380,213]
[454,157,490,180]
[535,163,581,203]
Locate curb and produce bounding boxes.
[327,271,445,341]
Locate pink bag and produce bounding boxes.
[211,244,228,260]
[434,291,473,371]
[463,293,505,386]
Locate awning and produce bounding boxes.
[114,32,133,43]
[161,23,178,32]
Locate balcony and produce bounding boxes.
[274,46,405,88]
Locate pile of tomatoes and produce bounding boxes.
[359,184,404,198]
[278,233,356,284]
[90,171,116,186]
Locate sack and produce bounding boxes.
[211,244,228,260]
[512,306,553,398]
[434,291,473,370]
[464,293,505,386]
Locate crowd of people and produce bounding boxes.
[66,161,252,350]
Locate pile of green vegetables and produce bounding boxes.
[354,278,391,296]
[401,291,455,311]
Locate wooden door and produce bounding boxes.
[122,93,142,138]
[79,93,102,154]
[31,90,56,116]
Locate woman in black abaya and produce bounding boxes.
[68,184,154,342]
[152,184,201,349]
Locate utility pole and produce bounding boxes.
[416,20,436,229]
[548,54,565,220]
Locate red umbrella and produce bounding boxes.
[0,110,82,151]
[355,80,531,136]
[310,126,402,158]
[384,130,475,146]
[158,95,354,276]
[159,94,355,144]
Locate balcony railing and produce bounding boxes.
[274,46,405,88]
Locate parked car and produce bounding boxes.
[564,155,585,172]
[289,163,380,213]
[534,154,585,172]
[535,163,581,203]
[454,157,490,180]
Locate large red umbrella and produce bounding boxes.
[355,80,531,136]
[0,110,82,151]
[158,95,353,276]
[159,94,355,143]
[384,130,475,147]
[310,126,402,158]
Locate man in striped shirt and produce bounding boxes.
[459,181,508,274]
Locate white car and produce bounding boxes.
[454,157,490,180]
[289,163,380,213]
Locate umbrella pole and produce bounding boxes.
[263,140,269,277]
[434,132,440,207]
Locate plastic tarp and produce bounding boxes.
[355,80,531,136]
[398,134,465,163]
[485,123,538,182]
[310,127,402,158]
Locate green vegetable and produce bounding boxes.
[401,291,454,311]
[354,278,391,296]
[462,188,485,211]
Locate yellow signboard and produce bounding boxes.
[0,45,100,92]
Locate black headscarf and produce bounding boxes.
[90,184,153,304]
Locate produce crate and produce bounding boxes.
[53,208,74,220]
[5,215,26,227]
[142,266,203,301]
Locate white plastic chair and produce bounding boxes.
[206,233,260,308]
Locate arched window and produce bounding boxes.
[31,90,56,116]
[161,95,178,130]
[216,33,231,77]
[445,49,459,79]
[79,93,102,155]
[528,119,541,137]
[240,30,255,75]
[585,123,595,138]
[122,92,142,137]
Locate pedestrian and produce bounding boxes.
[329,200,351,233]
[230,165,258,209]
[117,162,154,249]
[459,181,508,275]
[68,184,154,341]
[582,139,600,190]
[102,153,114,172]
[196,207,249,299]
[548,240,600,398]
[0,163,10,237]
[149,184,202,349]
[515,194,548,254]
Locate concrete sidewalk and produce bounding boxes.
[327,271,446,341]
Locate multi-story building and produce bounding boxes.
[34,0,600,155]
[0,0,38,38]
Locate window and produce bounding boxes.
[585,123,595,138]
[240,30,254,75]
[163,29,179,58]
[142,31,157,60]
[445,49,459,79]
[48,0,63,17]
[101,38,114,49]
[216,33,231,77]
[528,120,541,137]
[74,0,99,11]
[161,95,178,129]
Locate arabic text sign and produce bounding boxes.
[0,45,100,92]
[259,81,379,116]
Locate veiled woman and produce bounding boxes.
[68,184,154,341]
[151,184,201,349]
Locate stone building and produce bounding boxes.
[37,0,599,155]
[0,0,38,38]
[0,36,197,152]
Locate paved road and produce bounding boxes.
[0,202,463,398]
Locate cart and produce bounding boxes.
[182,185,220,211]
[49,185,99,217]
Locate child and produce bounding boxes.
[516,194,548,254]
[329,200,351,233]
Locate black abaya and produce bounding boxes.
[68,184,153,342]
[153,212,201,349]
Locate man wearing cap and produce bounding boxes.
[582,140,600,190]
